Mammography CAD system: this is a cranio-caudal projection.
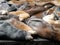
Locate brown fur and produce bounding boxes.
[42,12,60,41]
[9,0,54,6]
[9,0,26,5]
[9,11,30,21]
[52,23,60,41]
[32,12,45,19]
[10,19,32,31]
[9,0,35,6]
[9,18,36,35]
[27,18,54,39]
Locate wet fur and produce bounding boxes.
[26,17,54,39]
[26,15,60,41]
[9,18,36,40]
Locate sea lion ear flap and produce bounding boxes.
[43,3,55,9]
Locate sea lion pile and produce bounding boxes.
[0,0,60,41]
